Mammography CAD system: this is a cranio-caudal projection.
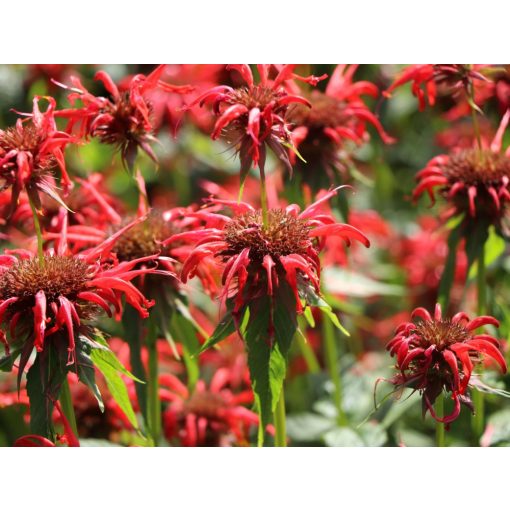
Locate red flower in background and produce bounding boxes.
[387,304,506,424]
[288,64,394,175]
[160,371,257,446]
[413,110,510,221]
[166,187,369,320]
[189,64,326,174]
[393,216,467,309]
[56,66,193,168]
[0,97,75,216]
[384,64,492,111]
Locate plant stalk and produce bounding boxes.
[59,377,79,439]
[273,388,287,447]
[472,246,486,443]
[295,330,320,374]
[146,320,161,446]
[322,311,348,426]
[435,393,445,447]
[28,197,44,267]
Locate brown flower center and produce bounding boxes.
[289,91,347,130]
[228,85,282,111]
[414,320,469,350]
[113,212,175,261]
[0,255,90,302]
[183,390,226,419]
[443,149,510,187]
[223,209,312,263]
[0,123,56,175]
[95,92,153,146]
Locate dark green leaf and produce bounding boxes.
[26,355,54,438]
[91,349,139,431]
[438,222,462,309]
[197,311,236,355]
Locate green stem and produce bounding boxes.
[435,393,445,447]
[59,377,79,439]
[467,71,482,152]
[259,165,269,227]
[472,246,486,443]
[322,311,347,426]
[146,321,161,446]
[28,197,44,267]
[273,388,287,447]
[295,330,320,374]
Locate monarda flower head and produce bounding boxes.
[0,97,75,216]
[0,218,160,370]
[160,371,258,447]
[288,64,394,181]
[386,304,506,424]
[384,64,492,111]
[413,110,510,226]
[188,64,326,176]
[167,186,369,325]
[56,65,193,169]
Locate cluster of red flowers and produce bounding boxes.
[1,64,509,448]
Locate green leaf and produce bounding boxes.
[0,348,22,372]
[75,337,104,412]
[122,307,148,421]
[243,282,298,446]
[323,427,365,447]
[91,349,139,431]
[170,313,201,391]
[464,218,490,272]
[322,267,404,298]
[468,225,505,279]
[197,310,236,355]
[482,410,510,446]
[91,337,143,383]
[286,413,334,443]
[26,355,54,438]
[243,297,272,447]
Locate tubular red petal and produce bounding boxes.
[411,307,432,322]
[32,291,47,352]
[468,186,477,217]
[466,316,500,331]
[226,65,254,89]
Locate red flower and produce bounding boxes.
[56,66,193,168]
[166,187,369,318]
[386,304,506,423]
[413,110,510,221]
[393,216,467,309]
[160,371,257,446]
[288,64,394,175]
[188,64,326,174]
[0,218,162,367]
[384,64,492,111]
[0,97,75,215]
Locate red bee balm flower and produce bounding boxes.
[289,64,394,175]
[166,187,369,318]
[384,64,492,111]
[0,97,75,215]
[56,66,193,168]
[387,304,506,423]
[160,371,258,447]
[0,219,160,367]
[189,64,326,174]
[414,110,510,221]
